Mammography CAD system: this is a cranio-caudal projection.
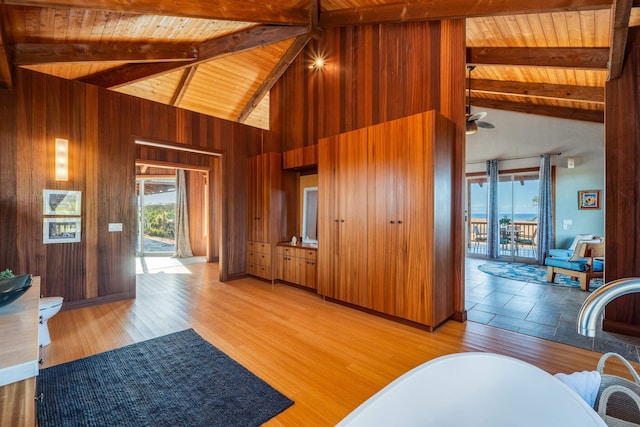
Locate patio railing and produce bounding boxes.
[468,219,537,258]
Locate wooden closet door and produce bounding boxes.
[318,135,339,298]
[336,129,369,306]
[367,120,399,314]
[247,156,259,242]
[395,112,432,324]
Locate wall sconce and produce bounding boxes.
[308,53,326,71]
[55,138,69,181]
[567,156,575,169]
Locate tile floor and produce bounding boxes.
[466,256,640,362]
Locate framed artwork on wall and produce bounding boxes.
[43,189,82,215]
[578,190,601,210]
[43,218,81,244]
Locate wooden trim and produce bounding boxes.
[608,0,634,79]
[3,0,310,25]
[12,42,198,65]
[319,0,612,27]
[0,6,12,90]
[135,159,212,173]
[134,138,222,156]
[467,47,609,69]
[60,291,136,311]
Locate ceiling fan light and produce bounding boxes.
[466,120,478,135]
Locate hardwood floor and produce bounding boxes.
[40,260,636,426]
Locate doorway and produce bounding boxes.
[467,169,539,261]
[136,176,177,256]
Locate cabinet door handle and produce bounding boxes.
[334,219,339,223]
[390,220,395,224]
[398,220,402,224]
[341,219,345,222]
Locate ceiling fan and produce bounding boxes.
[466,65,495,135]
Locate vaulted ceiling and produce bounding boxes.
[1,0,638,130]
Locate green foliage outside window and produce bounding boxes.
[144,204,175,239]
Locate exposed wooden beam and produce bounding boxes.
[470,97,604,123]
[3,0,309,25]
[608,0,634,79]
[469,78,604,103]
[12,42,198,65]
[170,65,198,107]
[0,6,13,89]
[467,47,609,69]
[320,0,612,27]
[237,35,311,123]
[80,25,308,88]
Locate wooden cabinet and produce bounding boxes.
[247,241,272,280]
[277,244,317,289]
[0,277,40,427]
[318,128,369,306]
[318,110,456,329]
[247,153,284,281]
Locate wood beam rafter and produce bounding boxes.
[3,0,309,25]
[319,0,612,27]
[80,25,308,88]
[0,6,13,89]
[170,65,198,107]
[467,47,610,69]
[12,42,198,65]
[608,0,634,79]
[469,97,604,123]
[468,78,604,103]
[237,35,311,123]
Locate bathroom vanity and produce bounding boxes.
[0,276,40,426]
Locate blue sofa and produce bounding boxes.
[545,235,604,291]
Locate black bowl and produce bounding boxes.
[0,275,33,308]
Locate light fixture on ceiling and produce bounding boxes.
[466,65,495,135]
[55,138,69,181]
[466,120,478,135]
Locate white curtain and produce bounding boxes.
[175,169,194,258]
[486,159,500,258]
[536,154,553,264]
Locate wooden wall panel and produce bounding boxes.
[0,86,17,272]
[0,68,262,308]
[270,21,466,147]
[602,27,640,336]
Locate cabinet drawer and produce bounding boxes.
[256,252,271,267]
[256,265,272,280]
[247,251,258,265]
[302,250,317,260]
[247,263,258,276]
[248,241,270,253]
[257,243,271,255]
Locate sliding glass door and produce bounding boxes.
[467,170,539,261]
[136,178,177,256]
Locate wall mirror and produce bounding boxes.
[302,186,318,246]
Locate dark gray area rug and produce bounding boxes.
[37,329,293,427]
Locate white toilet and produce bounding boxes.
[39,297,63,347]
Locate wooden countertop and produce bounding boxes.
[0,276,40,387]
[277,242,318,250]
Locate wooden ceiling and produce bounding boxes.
[1,0,638,129]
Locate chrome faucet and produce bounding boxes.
[578,277,640,337]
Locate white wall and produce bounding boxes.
[465,107,604,248]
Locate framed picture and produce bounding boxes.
[578,190,601,210]
[43,190,82,216]
[43,218,81,244]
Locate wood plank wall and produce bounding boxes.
[0,68,263,307]
[603,27,640,336]
[270,20,467,317]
